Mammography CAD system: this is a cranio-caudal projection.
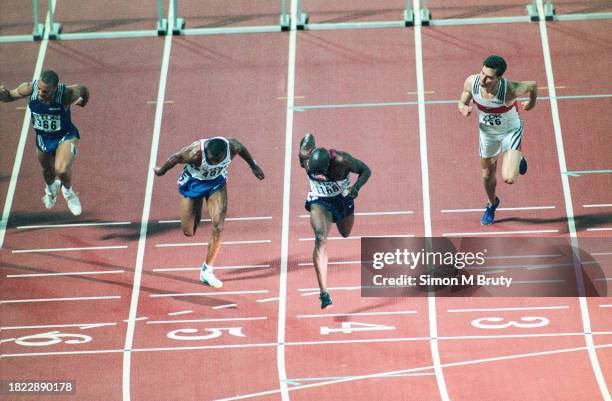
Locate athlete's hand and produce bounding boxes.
[75,97,87,107]
[521,100,534,111]
[251,164,265,180]
[458,103,473,117]
[347,186,359,199]
[153,167,165,176]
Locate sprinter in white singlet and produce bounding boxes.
[458,55,538,225]
[154,137,265,288]
[299,133,371,309]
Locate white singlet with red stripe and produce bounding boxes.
[184,137,232,181]
[471,75,522,135]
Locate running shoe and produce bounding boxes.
[481,196,500,226]
[320,292,333,309]
[42,179,61,209]
[519,157,528,175]
[61,186,82,216]
[200,266,223,288]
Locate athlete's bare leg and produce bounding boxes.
[205,185,227,267]
[54,138,79,189]
[310,204,333,293]
[37,151,56,185]
[180,196,204,237]
[481,156,498,205]
[336,213,355,238]
[501,149,523,184]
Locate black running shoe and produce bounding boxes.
[320,292,333,309]
[519,157,528,175]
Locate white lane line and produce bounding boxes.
[123,317,148,322]
[257,297,279,303]
[1,322,116,330]
[0,296,121,304]
[469,262,573,270]
[150,290,268,298]
[297,310,417,318]
[298,260,361,266]
[17,221,131,229]
[443,229,559,236]
[299,210,413,218]
[11,245,128,253]
[448,306,569,313]
[587,227,612,232]
[212,304,237,309]
[298,234,414,241]
[592,252,612,256]
[155,239,271,247]
[6,270,125,278]
[211,342,612,400]
[599,304,612,308]
[441,205,555,213]
[123,2,175,400]
[537,1,609,399]
[152,264,269,272]
[158,216,272,223]
[0,1,56,249]
[298,286,359,292]
[167,310,193,316]
[147,317,267,324]
[595,278,612,281]
[583,204,612,208]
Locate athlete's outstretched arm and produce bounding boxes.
[458,75,474,117]
[154,141,200,176]
[0,82,32,103]
[65,84,90,107]
[337,152,371,199]
[509,80,537,111]
[228,138,265,180]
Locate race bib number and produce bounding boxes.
[481,113,502,126]
[32,113,61,132]
[200,166,225,180]
[308,180,342,197]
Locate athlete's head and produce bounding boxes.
[308,148,330,174]
[480,55,506,89]
[205,138,227,165]
[37,70,59,102]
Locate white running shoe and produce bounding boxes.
[200,266,223,288]
[42,180,61,209]
[61,186,82,216]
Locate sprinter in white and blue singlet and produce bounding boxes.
[299,133,371,309]
[154,137,264,288]
[458,55,538,225]
[1,70,89,216]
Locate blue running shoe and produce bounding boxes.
[519,157,528,175]
[320,292,333,309]
[481,197,500,225]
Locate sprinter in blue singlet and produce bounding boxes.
[0,70,89,216]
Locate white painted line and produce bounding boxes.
[512,280,566,284]
[448,306,569,313]
[257,297,279,303]
[441,205,555,213]
[599,304,612,308]
[212,303,237,309]
[1,322,116,330]
[484,253,562,260]
[12,245,128,253]
[587,227,612,232]
[298,260,361,266]
[298,234,414,241]
[537,1,610,398]
[470,262,573,270]
[168,310,193,316]
[123,3,175,400]
[123,317,148,322]
[594,278,612,281]
[152,264,269,272]
[7,270,125,278]
[158,216,272,223]
[155,239,271,247]
[148,317,267,324]
[17,221,131,229]
[146,100,174,104]
[299,210,413,218]
[443,229,559,236]
[583,204,612,208]
[0,1,56,249]
[592,252,612,256]
[0,296,121,304]
[150,290,268,298]
[298,286,359,292]
[297,310,417,318]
